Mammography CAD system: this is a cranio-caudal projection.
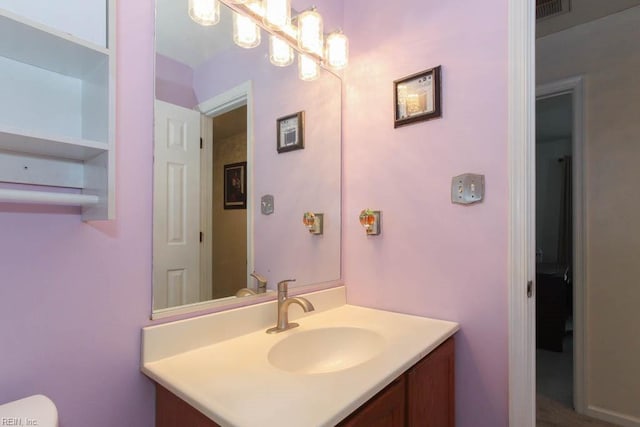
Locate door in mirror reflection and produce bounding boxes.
[153,101,202,309]
[154,101,251,310]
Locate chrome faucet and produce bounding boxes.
[250,271,268,294]
[266,279,315,334]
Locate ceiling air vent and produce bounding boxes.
[536,0,570,20]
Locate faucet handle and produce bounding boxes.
[250,271,268,293]
[277,279,296,292]
[250,271,267,283]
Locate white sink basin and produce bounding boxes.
[267,327,385,374]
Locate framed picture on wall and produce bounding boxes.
[223,162,247,209]
[394,65,442,128]
[277,111,305,153]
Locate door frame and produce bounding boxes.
[507,0,536,425]
[200,114,214,302]
[536,76,586,415]
[198,81,255,288]
[508,1,588,423]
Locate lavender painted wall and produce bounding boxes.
[155,53,198,109]
[342,1,509,426]
[0,1,511,425]
[0,1,156,426]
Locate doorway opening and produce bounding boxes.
[198,81,255,303]
[201,106,248,299]
[534,77,587,425]
[535,92,574,407]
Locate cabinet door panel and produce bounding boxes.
[407,337,455,427]
[339,376,406,427]
[156,384,220,427]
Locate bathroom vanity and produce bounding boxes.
[339,337,454,426]
[141,287,459,427]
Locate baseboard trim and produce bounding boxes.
[586,405,640,427]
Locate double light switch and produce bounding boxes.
[451,174,485,205]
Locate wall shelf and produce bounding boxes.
[0,2,115,221]
[0,126,108,161]
[0,10,109,79]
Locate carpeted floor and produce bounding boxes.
[537,395,618,427]
[537,334,574,407]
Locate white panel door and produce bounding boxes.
[153,100,201,310]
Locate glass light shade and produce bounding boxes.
[297,8,323,55]
[233,11,261,48]
[269,35,294,67]
[246,0,263,14]
[326,31,349,69]
[263,0,291,29]
[188,0,220,26]
[298,54,319,81]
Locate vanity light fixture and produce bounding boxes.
[190,0,349,80]
[269,35,294,66]
[298,53,319,81]
[359,209,381,236]
[233,1,261,48]
[303,212,324,235]
[325,30,349,69]
[263,0,291,29]
[297,7,323,55]
[188,0,220,26]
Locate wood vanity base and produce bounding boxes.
[338,337,455,427]
[155,337,454,427]
[156,384,220,427]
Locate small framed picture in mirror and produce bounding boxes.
[277,111,305,153]
[224,162,247,209]
[394,66,442,128]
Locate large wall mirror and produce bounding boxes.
[153,0,342,317]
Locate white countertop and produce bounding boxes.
[142,290,459,427]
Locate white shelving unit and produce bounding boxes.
[0,2,115,220]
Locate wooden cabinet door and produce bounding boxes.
[156,384,220,427]
[406,337,455,427]
[338,376,406,427]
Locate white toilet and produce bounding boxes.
[0,395,58,427]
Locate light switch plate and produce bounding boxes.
[261,194,274,215]
[451,174,485,205]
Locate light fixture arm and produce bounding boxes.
[219,0,325,63]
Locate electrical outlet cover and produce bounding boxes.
[451,174,485,205]
[261,194,274,215]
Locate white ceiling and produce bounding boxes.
[537,0,640,38]
[155,0,235,68]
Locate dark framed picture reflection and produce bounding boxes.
[223,162,247,209]
[277,111,305,153]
